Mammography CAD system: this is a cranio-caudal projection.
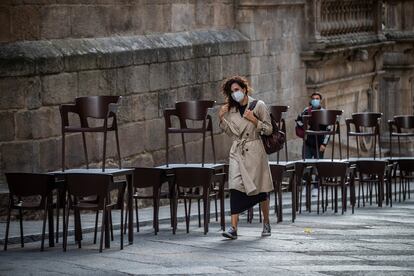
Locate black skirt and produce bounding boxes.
[230,189,268,215]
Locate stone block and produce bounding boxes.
[136,92,159,121]
[15,107,61,140]
[149,63,170,91]
[1,141,36,172]
[41,72,77,105]
[221,55,238,77]
[0,6,10,43]
[144,118,165,152]
[35,138,60,172]
[195,2,213,27]
[238,23,256,39]
[122,152,154,168]
[92,37,134,69]
[171,3,195,32]
[105,5,134,35]
[64,133,86,168]
[116,65,150,95]
[250,40,264,57]
[213,3,234,28]
[218,41,233,56]
[0,111,14,141]
[78,69,117,97]
[117,122,145,158]
[195,58,209,84]
[250,57,261,75]
[176,85,203,102]
[0,43,36,77]
[10,5,41,41]
[151,149,166,166]
[170,60,196,88]
[143,4,170,34]
[0,76,41,110]
[158,89,177,117]
[40,6,70,39]
[209,56,223,82]
[52,39,98,72]
[71,6,107,38]
[258,73,275,93]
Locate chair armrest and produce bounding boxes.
[59,104,78,127]
[164,108,178,129]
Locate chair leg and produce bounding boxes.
[203,196,209,235]
[62,132,66,171]
[63,203,70,252]
[202,130,206,166]
[19,209,24,248]
[135,198,139,232]
[93,211,99,244]
[3,202,12,251]
[109,211,114,241]
[115,129,122,169]
[214,195,218,222]
[184,199,190,233]
[99,207,106,253]
[82,132,89,169]
[166,133,169,166]
[181,133,187,164]
[41,200,48,251]
[210,129,216,164]
[102,130,107,171]
[120,202,124,250]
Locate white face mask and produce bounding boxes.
[231,90,245,103]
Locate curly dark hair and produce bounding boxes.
[221,76,252,110]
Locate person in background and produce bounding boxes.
[218,76,273,239]
[296,92,331,197]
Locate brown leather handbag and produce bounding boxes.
[249,100,285,154]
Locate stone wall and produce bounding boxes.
[0,0,235,43]
[0,29,250,193]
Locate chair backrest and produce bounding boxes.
[66,174,112,206]
[173,167,214,189]
[75,96,121,119]
[351,112,382,129]
[394,115,414,131]
[356,160,387,176]
[397,159,414,173]
[316,162,348,178]
[133,167,165,189]
[308,109,342,130]
[270,164,285,184]
[175,100,215,121]
[5,173,52,198]
[269,105,289,123]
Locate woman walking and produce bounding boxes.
[218,76,274,239]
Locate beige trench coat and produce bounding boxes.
[219,96,273,196]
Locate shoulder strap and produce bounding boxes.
[248,100,258,111]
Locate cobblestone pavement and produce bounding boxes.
[1,197,414,275]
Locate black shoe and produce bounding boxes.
[261,223,271,237]
[222,227,238,239]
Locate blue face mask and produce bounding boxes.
[231,90,245,103]
[311,99,321,109]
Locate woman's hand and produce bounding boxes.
[219,104,229,121]
[244,110,258,126]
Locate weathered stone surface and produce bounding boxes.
[149,63,170,91]
[78,69,116,97]
[0,76,41,110]
[15,107,61,140]
[41,72,77,105]
[1,141,35,172]
[40,6,71,39]
[170,60,196,88]
[116,65,150,95]
[144,118,165,152]
[10,5,41,41]
[117,122,145,158]
[70,5,107,38]
[34,138,60,172]
[0,111,14,141]
[0,6,10,43]
[171,3,195,32]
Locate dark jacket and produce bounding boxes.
[296,106,331,148]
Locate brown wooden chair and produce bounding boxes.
[396,159,414,202]
[4,173,56,251]
[270,164,296,223]
[60,96,122,171]
[303,109,343,160]
[315,162,355,214]
[388,115,414,157]
[346,112,382,159]
[64,174,125,252]
[123,167,173,235]
[269,105,289,162]
[172,167,223,234]
[355,160,386,208]
[164,100,216,166]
